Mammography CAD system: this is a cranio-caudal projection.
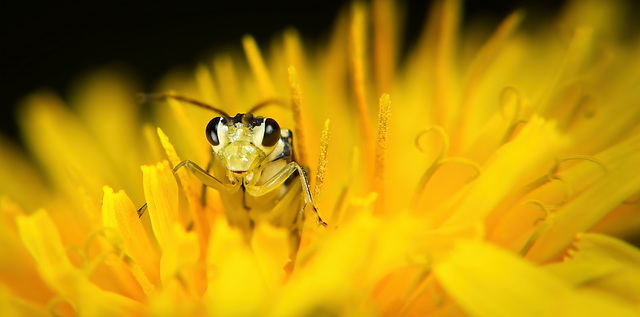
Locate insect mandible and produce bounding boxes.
[138,94,327,252]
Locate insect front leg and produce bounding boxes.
[137,159,236,218]
[200,155,216,206]
[173,160,239,193]
[245,162,327,226]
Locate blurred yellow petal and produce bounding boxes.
[441,116,567,228]
[547,233,640,304]
[0,285,47,317]
[434,240,638,317]
[205,219,266,316]
[18,90,118,207]
[526,141,640,263]
[251,223,290,289]
[71,69,147,201]
[16,210,144,316]
[0,198,54,304]
[160,224,200,286]
[0,137,49,212]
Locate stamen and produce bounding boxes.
[288,66,310,166]
[349,2,375,178]
[314,119,331,199]
[374,94,391,214]
[242,35,275,98]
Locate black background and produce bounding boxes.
[1,0,568,143]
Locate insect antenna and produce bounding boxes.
[137,93,232,119]
[246,98,289,114]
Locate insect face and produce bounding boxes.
[206,113,281,175]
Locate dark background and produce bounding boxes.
[1,0,568,143]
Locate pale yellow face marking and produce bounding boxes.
[213,121,276,178]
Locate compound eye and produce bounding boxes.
[205,117,225,145]
[262,118,281,147]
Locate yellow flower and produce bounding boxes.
[2,0,640,316]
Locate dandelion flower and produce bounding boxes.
[2,0,640,316]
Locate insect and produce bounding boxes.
[138,94,326,253]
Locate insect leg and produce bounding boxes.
[173,160,237,193]
[246,162,327,226]
[200,155,216,206]
[137,203,147,218]
[137,159,235,218]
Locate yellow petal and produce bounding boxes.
[458,11,524,150]
[435,240,565,317]
[71,69,146,202]
[243,35,275,98]
[0,137,49,212]
[160,224,200,285]
[141,161,180,249]
[195,64,221,106]
[205,219,266,316]
[251,223,291,289]
[18,90,118,205]
[102,186,160,288]
[272,213,392,316]
[442,116,567,228]
[157,127,211,245]
[0,198,54,304]
[0,285,47,317]
[434,240,638,317]
[16,210,144,316]
[546,233,640,304]
[558,291,639,317]
[526,147,640,263]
